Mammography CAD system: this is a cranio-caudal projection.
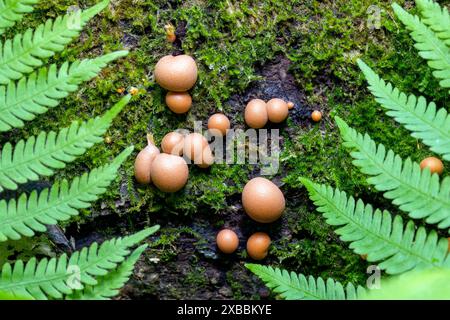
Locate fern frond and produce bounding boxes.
[0,226,159,300]
[0,147,133,242]
[0,0,39,35]
[0,0,110,84]
[66,244,146,300]
[336,117,450,230]
[416,0,450,46]
[246,264,364,300]
[0,289,29,299]
[365,268,450,299]
[0,94,131,192]
[357,59,450,161]
[392,3,450,89]
[300,178,450,274]
[0,51,129,132]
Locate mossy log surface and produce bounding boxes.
[0,0,448,299]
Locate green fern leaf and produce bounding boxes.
[0,51,129,132]
[66,244,146,300]
[0,146,133,241]
[0,94,131,192]
[336,116,450,230]
[365,268,450,299]
[392,3,450,89]
[0,226,159,300]
[0,0,39,35]
[416,0,450,46]
[246,264,364,300]
[0,0,110,84]
[357,59,450,161]
[300,177,450,274]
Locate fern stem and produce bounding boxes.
[0,226,159,299]
[0,0,110,84]
[357,59,450,160]
[301,178,444,270]
[246,264,363,300]
[416,0,450,45]
[250,264,323,299]
[0,147,133,241]
[393,3,450,89]
[336,117,450,230]
[0,51,129,132]
[0,0,39,35]
[66,245,147,300]
[0,95,131,192]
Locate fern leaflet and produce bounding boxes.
[0,226,159,300]
[392,3,450,89]
[336,117,450,230]
[0,147,133,241]
[0,0,39,35]
[0,94,131,192]
[0,0,109,84]
[300,178,450,274]
[416,0,450,46]
[0,51,129,132]
[246,264,364,300]
[365,268,450,299]
[67,244,146,300]
[358,59,450,161]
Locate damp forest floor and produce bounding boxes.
[1,0,449,300]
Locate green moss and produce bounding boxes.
[226,267,260,300]
[147,228,181,262]
[226,269,246,300]
[183,266,209,287]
